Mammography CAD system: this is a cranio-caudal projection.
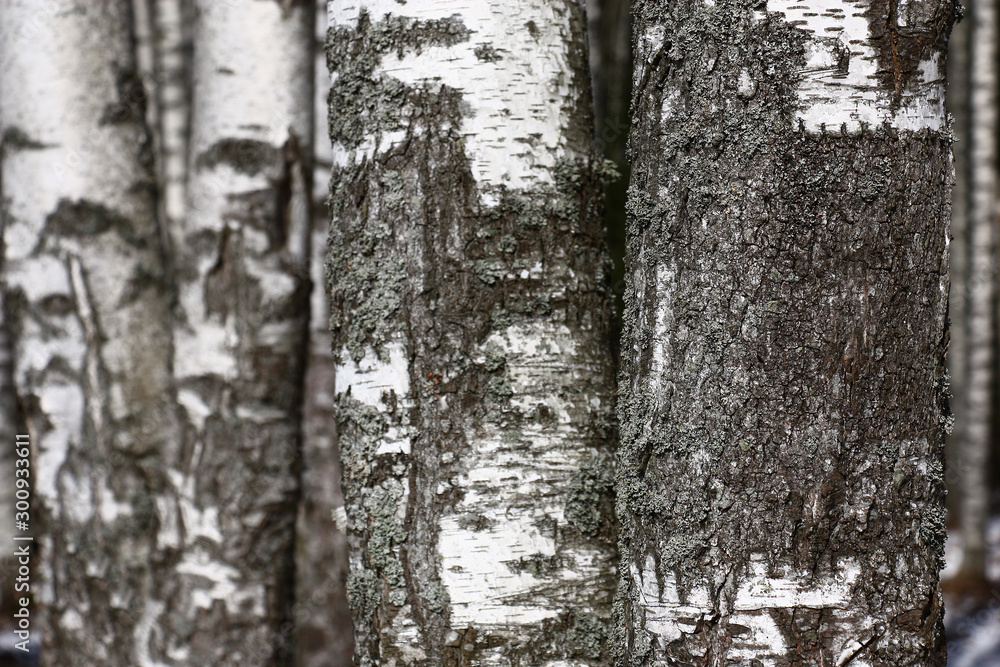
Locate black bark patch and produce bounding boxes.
[2,127,48,152]
[42,199,140,245]
[618,1,953,664]
[196,138,280,176]
[99,65,148,126]
[474,43,503,62]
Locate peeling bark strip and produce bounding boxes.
[617,1,955,665]
[326,1,618,664]
[0,1,176,664]
[159,1,313,664]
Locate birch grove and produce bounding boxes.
[0,1,992,665]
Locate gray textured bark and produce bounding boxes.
[616,1,955,665]
[0,1,177,663]
[957,0,996,588]
[326,1,618,664]
[156,1,314,664]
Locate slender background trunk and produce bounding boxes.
[157,2,314,663]
[294,2,354,664]
[946,0,971,527]
[617,1,955,664]
[326,1,619,664]
[958,0,997,589]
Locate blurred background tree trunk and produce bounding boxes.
[294,3,354,665]
[158,1,313,663]
[956,0,997,592]
[0,1,178,662]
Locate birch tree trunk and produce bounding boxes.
[0,295,19,611]
[158,2,313,664]
[957,0,996,589]
[617,2,955,664]
[326,1,618,664]
[0,1,177,663]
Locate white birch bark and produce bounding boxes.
[157,2,314,664]
[0,1,177,663]
[327,1,618,664]
[959,0,996,586]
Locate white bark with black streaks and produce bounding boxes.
[765,0,947,133]
[0,1,176,663]
[328,1,617,664]
[159,1,314,663]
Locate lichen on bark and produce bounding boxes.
[327,2,618,665]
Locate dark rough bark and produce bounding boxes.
[326,3,618,665]
[616,1,956,665]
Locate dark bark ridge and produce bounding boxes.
[616,1,955,665]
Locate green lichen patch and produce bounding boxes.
[334,396,386,497]
[566,455,615,536]
[346,568,381,623]
[325,11,472,148]
[421,581,449,614]
[363,479,408,588]
[566,613,608,660]
[326,192,408,361]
